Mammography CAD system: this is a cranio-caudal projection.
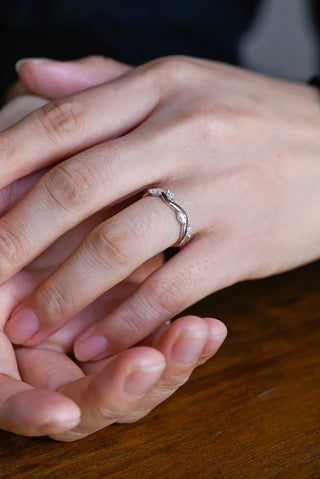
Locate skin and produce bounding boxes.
[0,72,227,441]
[1,55,320,364]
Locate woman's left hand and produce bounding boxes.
[0,89,227,441]
[2,55,320,362]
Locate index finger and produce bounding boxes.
[0,61,160,189]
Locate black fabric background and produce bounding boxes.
[0,0,260,97]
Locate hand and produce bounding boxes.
[2,261,227,441]
[2,55,320,363]
[0,64,227,441]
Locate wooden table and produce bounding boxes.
[0,262,319,478]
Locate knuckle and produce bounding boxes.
[88,221,136,270]
[35,283,70,321]
[181,106,239,147]
[0,133,19,174]
[115,310,150,344]
[144,277,185,317]
[0,225,27,269]
[42,162,100,212]
[149,55,196,90]
[192,110,221,143]
[0,184,12,216]
[36,99,85,145]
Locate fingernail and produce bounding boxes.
[39,409,81,433]
[123,363,165,398]
[6,307,39,344]
[15,58,49,73]
[74,335,108,362]
[39,418,80,434]
[171,330,208,366]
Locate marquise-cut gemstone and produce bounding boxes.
[148,188,160,196]
[177,211,187,224]
[166,189,175,201]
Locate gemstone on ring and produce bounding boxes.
[177,211,187,224]
[166,189,175,201]
[148,188,161,196]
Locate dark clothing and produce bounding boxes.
[0,0,319,97]
[0,0,260,96]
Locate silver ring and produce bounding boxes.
[144,188,192,247]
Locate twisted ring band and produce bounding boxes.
[144,188,192,248]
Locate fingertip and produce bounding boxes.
[129,345,166,370]
[16,58,56,97]
[154,315,210,348]
[38,416,81,435]
[15,58,49,74]
[152,315,209,366]
[122,348,166,399]
[170,315,210,333]
[37,401,82,436]
[101,345,166,372]
[204,317,228,339]
[17,56,130,99]
[196,318,227,365]
[5,307,39,345]
[17,58,89,98]
[0,389,81,437]
[154,316,227,367]
[74,334,109,362]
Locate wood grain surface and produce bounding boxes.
[0,262,319,479]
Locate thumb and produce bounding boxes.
[16,55,131,100]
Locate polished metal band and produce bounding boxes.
[144,188,192,247]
